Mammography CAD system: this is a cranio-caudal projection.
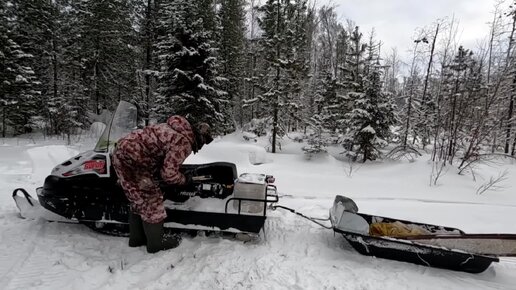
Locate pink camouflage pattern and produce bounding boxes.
[112,116,195,223]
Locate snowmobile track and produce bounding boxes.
[0,221,66,290]
[0,221,43,287]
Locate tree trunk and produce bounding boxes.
[421,24,439,137]
[487,11,497,153]
[432,93,443,161]
[511,128,516,156]
[271,0,281,153]
[52,30,59,135]
[402,43,419,148]
[403,89,414,148]
[447,76,459,163]
[420,24,439,148]
[486,10,497,110]
[246,0,257,126]
[504,13,516,153]
[432,17,455,162]
[94,60,100,115]
[143,0,153,126]
[1,105,5,138]
[422,24,439,102]
[354,27,360,84]
[249,53,256,124]
[505,92,514,154]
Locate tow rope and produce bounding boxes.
[271,205,333,229]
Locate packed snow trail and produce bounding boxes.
[1,199,515,290]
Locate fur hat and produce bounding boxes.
[192,122,213,152]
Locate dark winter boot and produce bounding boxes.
[142,221,181,253]
[128,212,146,247]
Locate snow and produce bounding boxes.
[361,125,376,134]
[15,75,28,83]
[242,131,258,141]
[1,134,516,289]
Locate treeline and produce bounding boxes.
[1,0,515,163]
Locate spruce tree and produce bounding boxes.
[318,72,340,132]
[342,64,395,162]
[0,3,22,136]
[343,26,366,92]
[339,31,395,162]
[335,27,349,83]
[59,1,89,135]
[219,0,246,128]
[156,0,227,129]
[283,0,310,132]
[135,0,160,126]
[77,0,138,114]
[0,2,14,136]
[6,0,49,134]
[303,114,331,157]
[258,0,309,152]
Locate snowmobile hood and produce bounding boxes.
[166,115,195,145]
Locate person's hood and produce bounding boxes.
[166,115,195,145]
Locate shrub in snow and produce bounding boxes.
[288,132,306,143]
[242,131,258,142]
[243,118,271,137]
[30,116,46,130]
[303,115,331,158]
[0,123,14,137]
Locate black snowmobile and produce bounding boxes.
[13,101,278,236]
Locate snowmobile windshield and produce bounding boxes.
[94,101,138,152]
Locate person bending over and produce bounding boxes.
[113,116,213,253]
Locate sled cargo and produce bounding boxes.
[329,195,516,273]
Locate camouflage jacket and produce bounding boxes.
[116,116,194,185]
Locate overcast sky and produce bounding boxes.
[323,0,499,65]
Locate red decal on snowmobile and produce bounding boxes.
[83,160,106,171]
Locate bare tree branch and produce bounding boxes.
[476,169,509,195]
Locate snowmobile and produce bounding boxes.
[329,195,516,273]
[12,101,278,237]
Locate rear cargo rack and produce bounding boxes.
[224,185,279,216]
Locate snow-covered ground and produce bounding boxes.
[1,133,516,290]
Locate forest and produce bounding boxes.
[1,0,516,166]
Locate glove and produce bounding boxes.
[138,177,156,191]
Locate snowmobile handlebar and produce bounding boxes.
[192,175,212,182]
